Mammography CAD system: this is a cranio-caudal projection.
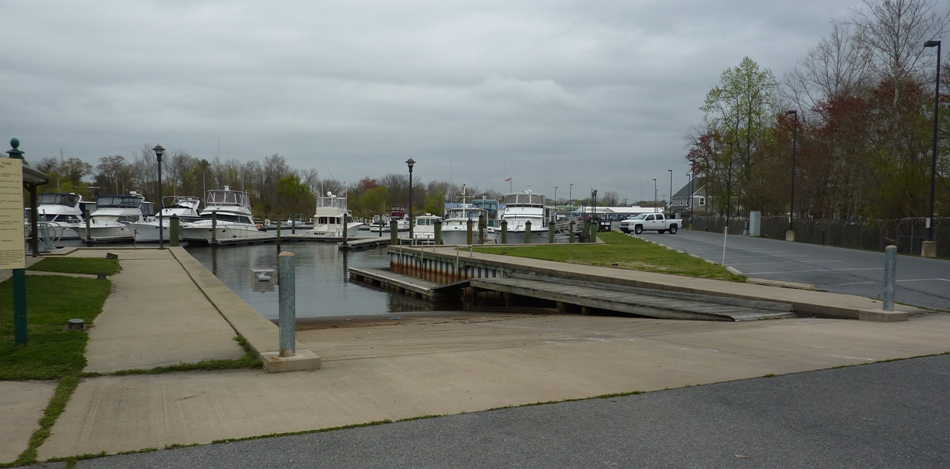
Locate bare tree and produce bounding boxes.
[784,20,872,114]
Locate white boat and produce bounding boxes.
[368,214,391,233]
[310,192,365,237]
[125,196,202,243]
[441,186,495,245]
[29,192,85,240]
[388,206,411,232]
[411,213,441,243]
[179,186,271,244]
[499,190,565,244]
[81,193,154,243]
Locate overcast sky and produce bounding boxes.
[2,0,859,203]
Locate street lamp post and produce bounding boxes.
[667,169,672,215]
[923,40,941,256]
[406,158,415,242]
[153,144,165,250]
[652,179,657,213]
[786,110,798,237]
[726,141,735,232]
[688,172,693,226]
[554,186,558,208]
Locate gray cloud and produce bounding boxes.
[2,0,857,201]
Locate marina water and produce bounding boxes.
[184,243,434,320]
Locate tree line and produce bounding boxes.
[687,0,949,221]
[33,145,627,221]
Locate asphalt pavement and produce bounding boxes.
[74,354,950,468]
[634,228,950,311]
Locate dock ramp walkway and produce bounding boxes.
[469,274,796,322]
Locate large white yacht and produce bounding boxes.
[499,190,563,244]
[179,187,270,244]
[125,196,201,243]
[30,192,85,240]
[81,192,154,243]
[310,192,365,237]
[441,186,494,245]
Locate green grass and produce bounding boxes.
[474,231,745,282]
[27,257,119,276]
[0,275,112,380]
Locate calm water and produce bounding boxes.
[183,242,436,320]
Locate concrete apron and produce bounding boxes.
[39,313,950,459]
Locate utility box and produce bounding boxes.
[251,268,276,293]
[748,211,762,237]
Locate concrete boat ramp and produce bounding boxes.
[349,267,795,321]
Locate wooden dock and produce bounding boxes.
[348,267,468,301]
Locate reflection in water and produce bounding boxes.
[184,243,440,320]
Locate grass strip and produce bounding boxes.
[27,257,119,276]
[7,376,81,467]
[474,231,745,282]
[0,275,112,380]
[107,336,262,376]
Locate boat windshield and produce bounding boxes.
[38,193,80,206]
[206,190,249,207]
[503,193,545,206]
[317,196,347,210]
[96,196,142,208]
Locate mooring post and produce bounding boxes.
[478,214,486,244]
[276,213,282,253]
[569,220,575,243]
[85,216,91,244]
[170,214,180,247]
[212,212,218,244]
[434,219,442,245]
[390,220,398,245]
[278,251,296,356]
[341,215,348,247]
[883,245,896,311]
[466,219,473,245]
[548,220,555,243]
[524,220,532,244]
[501,220,508,244]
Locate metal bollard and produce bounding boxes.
[883,245,896,311]
[278,251,296,356]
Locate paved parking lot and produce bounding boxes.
[630,228,949,311]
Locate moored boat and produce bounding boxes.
[310,192,365,237]
[179,186,271,244]
[29,192,85,240]
[126,196,202,243]
[499,190,567,244]
[81,192,154,243]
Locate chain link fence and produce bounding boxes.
[688,215,948,258]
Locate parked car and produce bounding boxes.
[619,213,681,234]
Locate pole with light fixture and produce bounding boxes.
[652,179,657,213]
[922,40,940,257]
[406,158,415,243]
[667,169,672,215]
[786,110,798,240]
[153,144,165,250]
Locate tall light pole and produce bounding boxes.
[652,178,657,213]
[406,158,415,242]
[687,172,693,226]
[924,40,941,247]
[667,169,672,215]
[726,141,735,232]
[554,186,558,208]
[569,183,573,213]
[591,189,598,223]
[153,144,165,250]
[786,110,798,233]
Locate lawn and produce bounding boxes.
[1,260,114,380]
[27,257,119,276]
[474,231,745,282]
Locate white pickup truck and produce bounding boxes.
[619,213,682,234]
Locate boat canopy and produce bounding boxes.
[38,193,80,206]
[317,194,347,210]
[503,192,545,206]
[207,189,250,207]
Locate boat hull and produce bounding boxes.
[180,222,273,244]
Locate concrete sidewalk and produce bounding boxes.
[3,247,949,464]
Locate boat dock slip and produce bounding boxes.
[338,238,391,250]
[470,274,795,321]
[386,246,917,321]
[348,267,467,301]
